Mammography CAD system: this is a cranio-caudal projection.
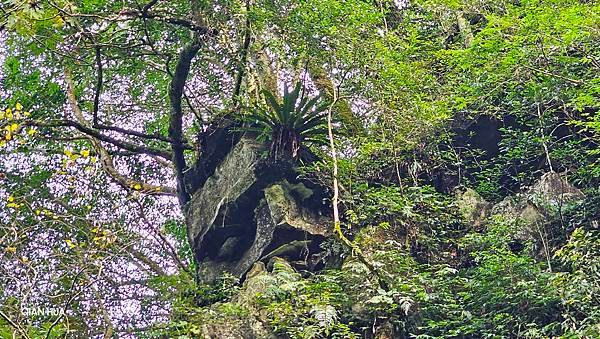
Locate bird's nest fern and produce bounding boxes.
[240,83,328,160]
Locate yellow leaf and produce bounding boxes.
[24,111,30,117]
[27,128,36,135]
[5,246,16,253]
[64,149,72,157]
[65,239,76,249]
[4,133,11,141]
[0,112,4,119]
[133,183,142,190]
[7,196,14,202]
[81,149,90,157]
[53,16,65,28]
[9,124,18,133]
[5,108,11,115]
[15,103,23,111]
[20,257,29,264]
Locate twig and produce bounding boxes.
[522,65,584,85]
[92,45,103,126]
[0,309,30,339]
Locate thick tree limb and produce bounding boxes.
[257,48,279,96]
[90,41,190,146]
[120,9,209,33]
[141,0,160,15]
[456,10,473,48]
[169,38,202,206]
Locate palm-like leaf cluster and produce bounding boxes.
[242,83,328,159]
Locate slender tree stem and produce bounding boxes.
[326,84,389,291]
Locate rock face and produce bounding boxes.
[185,136,331,284]
[455,172,584,247]
[491,172,584,241]
[456,188,491,228]
[492,172,584,222]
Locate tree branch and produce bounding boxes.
[61,69,176,196]
[95,123,187,145]
[169,38,202,205]
[120,10,209,33]
[93,45,103,126]
[326,86,389,291]
[0,310,30,339]
[27,119,173,160]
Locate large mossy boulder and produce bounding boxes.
[185,136,331,284]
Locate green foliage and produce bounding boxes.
[347,218,562,338]
[553,228,600,337]
[163,219,195,270]
[3,0,600,337]
[257,265,359,338]
[346,185,464,263]
[146,272,242,337]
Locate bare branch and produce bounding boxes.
[26,119,173,160]
[61,69,176,196]
[0,309,30,339]
[93,45,103,126]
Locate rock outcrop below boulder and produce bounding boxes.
[456,172,583,231]
[185,136,331,284]
[456,172,584,249]
[199,258,301,339]
[492,172,584,238]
